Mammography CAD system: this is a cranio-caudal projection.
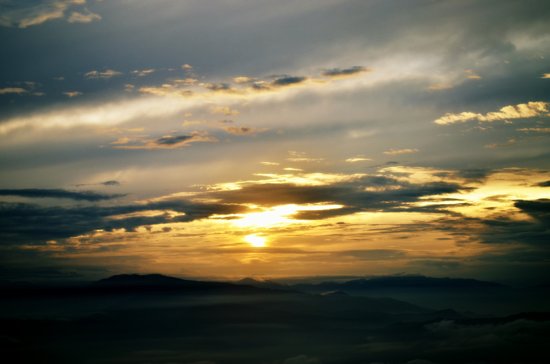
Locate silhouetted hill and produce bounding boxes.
[92,273,298,295]
[2,273,549,363]
[236,277,291,291]
[1,274,286,298]
[291,274,504,293]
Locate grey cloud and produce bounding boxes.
[431,199,550,251]
[322,66,368,77]
[0,188,124,201]
[223,126,265,136]
[112,132,216,150]
[156,135,193,145]
[0,0,95,28]
[206,176,465,218]
[203,82,233,91]
[0,199,246,245]
[101,180,120,186]
[272,76,307,86]
[515,199,550,223]
[536,180,550,187]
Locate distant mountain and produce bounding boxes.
[2,274,286,298]
[92,273,289,295]
[96,273,207,287]
[235,277,291,291]
[290,275,504,293]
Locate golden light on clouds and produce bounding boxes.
[226,203,345,229]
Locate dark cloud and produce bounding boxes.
[0,199,245,245]
[156,135,193,145]
[272,76,307,86]
[112,132,216,150]
[0,174,467,246]
[515,199,550,223]
[536,180,550,187]
[0,188,124,201]
[207,176,465,218]
[223,126,265,136]
[435,199,550,250]
[322,66,368,77]
[101,180,120,186]
[203,82,232,91]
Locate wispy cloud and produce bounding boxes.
[0,0,100,28]
[322,66,369,78]
[0,188,124,201]
[84,69,122,79]
[223,126,266,136]
[517,127,550,133]
[0,87,27,95]
[67,8,101,24]
[464,69,482,79]
[210,105,239,116]
[63,91,82,98]
[384,148,419,155]
[0,96,194,135]
[435,101,549,125]
[345,156,372,163]
[131,69,156,77]
[112,131,216,150]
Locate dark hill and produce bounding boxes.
[291,275,504,293]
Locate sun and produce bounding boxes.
[244,234,267,248]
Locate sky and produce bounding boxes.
[0,0,549,284]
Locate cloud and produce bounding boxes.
[441,198,550,249]
[0,0,97,28]
[464,69,481,79]
[0,198,245,245]
[0,95,194,135]
[427,82,454,91]
[517,127,550,133]
[484,138,517,149]
[112,131,216,150]
[384,148,419,155]
[210,106,239,116]
[67,8,101,24]
[0,188,124,201]
[204,174,463,216]
[541,73,550,79]
[322,66,369,78]
[131,69,156,77]
[202,82,233,92]
[345,157,372,163]
[286,151,324,163]
[223,126,266,136]
[233,76,255,84]
[75,180,121,187]
[0,87,27,95]
[271,76,307,87]
[63,91,82,98]
[434,101,549,125]
[84,69,122,79]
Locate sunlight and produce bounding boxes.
[244,234,267,248]
[232,203,344,228]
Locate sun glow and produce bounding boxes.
[244,234,267,248]
[231,203,344,228]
